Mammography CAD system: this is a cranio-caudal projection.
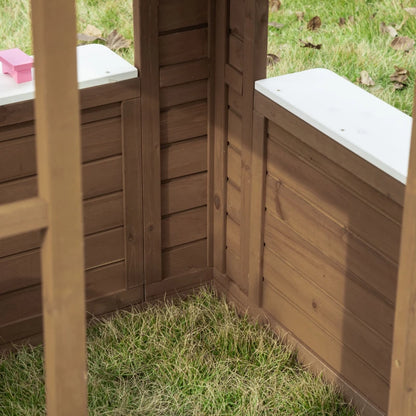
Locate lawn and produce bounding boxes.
[0,289,357,415]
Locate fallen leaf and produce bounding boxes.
[390,66,409,83]
[77,24,104,43]
[358,70,375,86]
[299,39,322,49]
[267,53,280,65]
[106,30,131,50]
[307,16,321,31]
[391,36,414,51]
[270,0,281,12]
[380,22,398,37]
[405,7,416,16]
[295,11,305,21]
[393,82,406,90]
[348,15,355,24]
[268,21,284,29]
[339,17,346,26]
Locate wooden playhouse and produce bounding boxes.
[1,0,416,415]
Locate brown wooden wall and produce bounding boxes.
[0,80,144,347]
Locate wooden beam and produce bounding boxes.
[133,0,163,285]
[388,87,416,415]
[0,198,48,240]
[31,0,88,415]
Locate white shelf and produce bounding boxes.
[255,68,413,183]
[0,44,138,106]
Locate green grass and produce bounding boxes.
[268,0,416,115]
[0,288,357,415]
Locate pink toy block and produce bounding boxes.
[0,48,33,83]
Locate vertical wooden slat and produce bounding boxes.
[247,110,266,305]
[133,0,162,285]
[207,0,216,268]
[240,0,268,288]
[122,99,144,292]
[388,88,416,415]
[213,0,229,273]
[31,0,88,414]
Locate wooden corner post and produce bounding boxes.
[133,0,163,286]
[388,86,416,415]
[31,0,88,415]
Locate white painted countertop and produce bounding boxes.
[0,44,137,106]
[256,68,413,184]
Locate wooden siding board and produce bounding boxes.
[160,80,208,109]
[226,182,241,224]
[160,59,209,88]
[229,34,244,72]
[227,145,241,189]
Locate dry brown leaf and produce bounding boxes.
[380,22,398,37]
[268,21,284,29]
[295,11,305,21]
[106,30,131,51]
[307,16,321,31]
[348,15,355,24]
[267,53,280,65]
[405,7,416,16]
[339,17,346,27]
[390,66,409,83]
[300,39,322,49]
[393,82,406,90]
[270,0,281,12]
[391,36,415,51]
[77,24,104,42]
[358,70,375,86]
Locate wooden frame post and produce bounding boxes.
[133,0,163,286]
[31,0,88,414]
[388,87,416,415]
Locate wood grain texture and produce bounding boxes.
[226,182,241,224]
[160,101,207,144]
[388,87,416,415]
[227,109,242,151]
[160,59,209,87]
[122,99,144,291]
[159,0,208,33]
[225,64,243,94]
[31,0,88,413]
[160,80,208,109]
[229,34,244,72]
[227,145,242,189]
[161,137,207,180]
[159,28,208,66]
[134,0,162,284]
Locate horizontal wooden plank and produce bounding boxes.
[262,280,390,412]
[265,174,398,304]
[0,120,34,143]
[264,210,395,341]
[227,109,242,151]
[83,192,124,236]
[160,79,207,109]
[161,136,207,180]
[83,156,123,199]
[0,227,125,294]
[263,246,392,380]
[267,129,402,261]
[226,215,240,255]
[227,144,241,189]
[229,0,244,38]
[0,176,37,205]
[0,118,122,184]
[160,101,207,144]
[226,182,241,224]
[229,34,243,72]
[225,64,243,95]
[159,0,208,33]
[162,239,207,278]
[160,59,209,88]
[159,28,208,66]
[0,230,41,259]
[255,92,405,206]
[162,206,207,249]
[0,261,126,328]
[228,88,243,116]
[0,198,47,240]
[161,172,207,216]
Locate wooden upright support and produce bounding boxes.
[388,87,416,415]
[31,0,88,414]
